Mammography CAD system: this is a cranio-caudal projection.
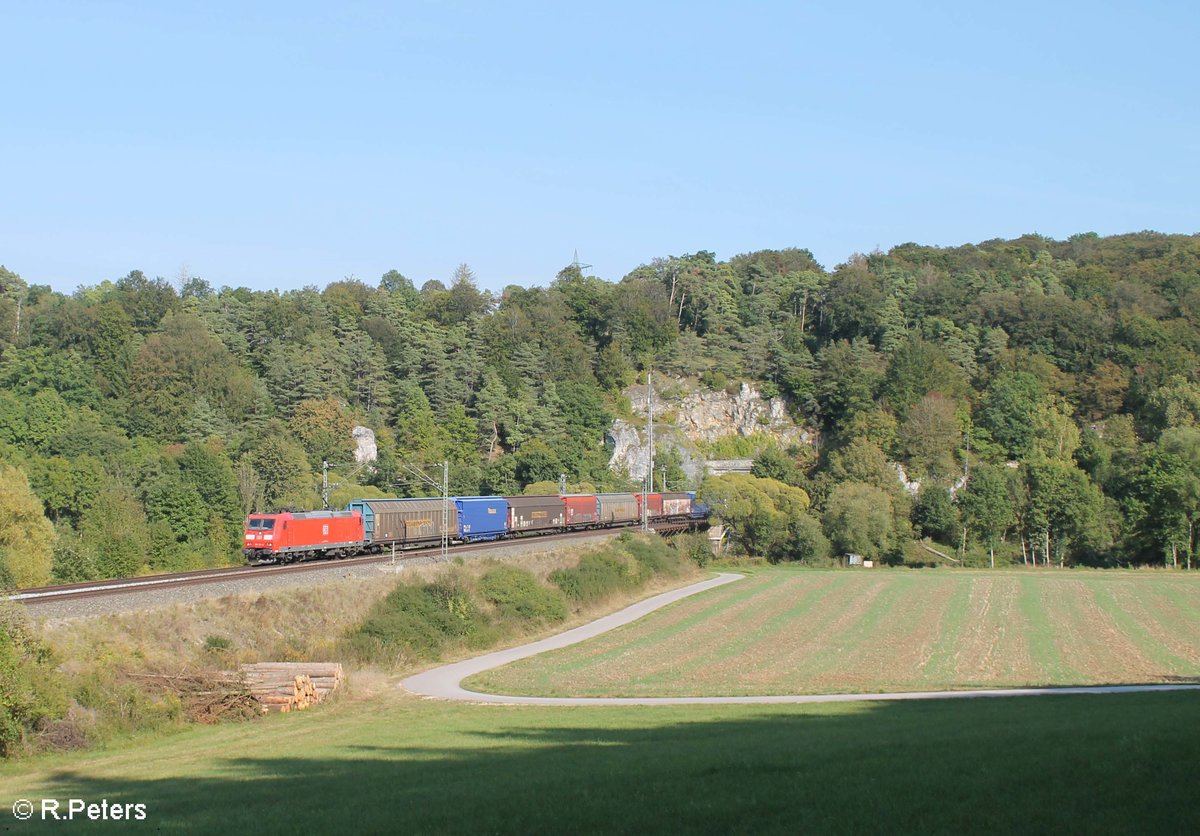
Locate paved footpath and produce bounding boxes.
[400,572,1200,706]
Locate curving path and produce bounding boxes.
[400,572,1200,706]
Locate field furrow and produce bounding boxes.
[1044,579,1165,684]
[468,569,1200,698]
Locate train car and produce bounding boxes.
[507,495,565,533]
[455,496,508,542]
[687,491,710,520]
[597,492,638,526]
[243,510,364,563]
[561,494,599,528]
[635,492,663,521]
[346,497,453,549]
[661,492,692,519]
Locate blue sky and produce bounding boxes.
[2,1,1197,295]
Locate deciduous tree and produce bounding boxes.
[0,465,55,587]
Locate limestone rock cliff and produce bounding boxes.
[608,379,814,483]
[352,426,378,465]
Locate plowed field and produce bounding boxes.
[468,568,1200,697]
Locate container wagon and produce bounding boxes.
[346,497,453,549]
[561,494,599,528]
[661,492,692,520]
[597,493,638,526]
[507,495,566,533]
[454,496,508,542]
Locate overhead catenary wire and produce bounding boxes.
[396,460,451,562]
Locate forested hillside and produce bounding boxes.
[1,231,1199,584]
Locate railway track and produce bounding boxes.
[8,523,697,608]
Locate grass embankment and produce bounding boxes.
[2,690,1197,833]
[4,534,698,758]
[470,566,1200,697]
[342,532,696,668]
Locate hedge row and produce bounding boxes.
[344,533,689,666]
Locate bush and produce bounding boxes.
[346,536,697,666]
[550,551,639,604]
[51,533,99,583]
[0,604,67,757]
[783,513,832,565]
[700,370,729,391]
[624,535,681,577]
[912,487,959,544]
[676,533,713,568]
[203,635,232,654]
[346,574,493,663]
[479,566,568,625]
[69,669,181,739]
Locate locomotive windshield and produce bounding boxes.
[248,518,276,530]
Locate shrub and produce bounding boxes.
[912,487,959,544]
[624,535,681,577]
[51,534,99,584]
[782,513,832,565]
[346,574,492,663]
[479,566,568,625]
[203,635,232,654]
[700,370,728,392]
[676,533,713,568]
[0,604,67,757]
[70,669,181,738]
[550,551,638,604]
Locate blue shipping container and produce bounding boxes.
[454,496,509,541]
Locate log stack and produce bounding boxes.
[239,662,345,713]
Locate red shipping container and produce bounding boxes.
[635,492,663,520]
[562,494,599,527]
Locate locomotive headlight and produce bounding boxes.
[263,534,273,541]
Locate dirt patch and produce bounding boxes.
[675,574,889,693]
[1094,580,1200,672]
[852,576,958,686]
[660,573,846,690]
[507,573,779,695]
[950,577,1036,685]
[1043,579,1168,685]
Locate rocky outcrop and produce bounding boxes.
[894,461,970,497]
[628,382,812,445]
[352,426,378,465]
[608,379,815,483]
[608,420,706,484]
[608,419,649,481]
[894,462,920,497]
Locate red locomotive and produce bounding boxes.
[243,510,364,563]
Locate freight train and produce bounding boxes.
[243,492,709,564]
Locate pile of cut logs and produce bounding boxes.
[239,662,345,713]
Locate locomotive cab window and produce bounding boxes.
[248,519,276,530]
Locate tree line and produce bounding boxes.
[1,231,1198,584]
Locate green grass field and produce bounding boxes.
[469,567,1200,697]
[2,690,1198,833]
